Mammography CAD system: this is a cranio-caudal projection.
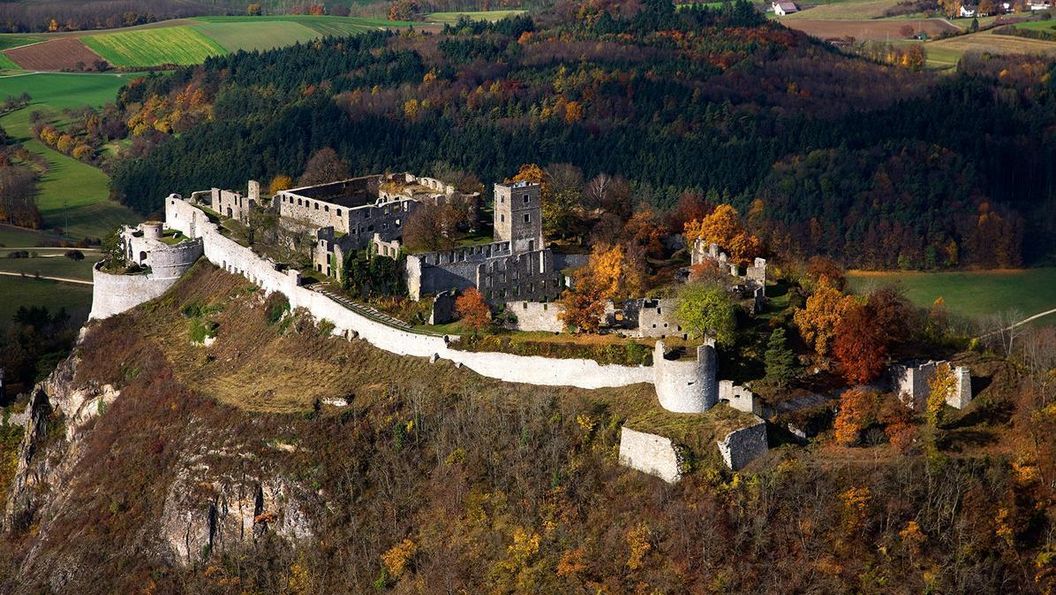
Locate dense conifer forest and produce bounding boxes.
[108,2,1056,267]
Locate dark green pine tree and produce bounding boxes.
[764,327,797,388]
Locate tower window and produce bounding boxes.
[523,194,530,203]
[500,214,505,223]
[523,213,531,223]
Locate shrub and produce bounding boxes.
[265,292,290,325]
[189,318,218,343]
[64,250,84,261]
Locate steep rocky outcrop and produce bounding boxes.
[3,347,315,591]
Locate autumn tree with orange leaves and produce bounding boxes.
[834,301,888,384]
[559,244,642,332]
[834,387,879,446]
[793,281,857,359]
[456,288,491,334]
[683,204,763,265]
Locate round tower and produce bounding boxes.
[142,221,163,241]
[653,338,720,413]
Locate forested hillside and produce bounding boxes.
[107,1,1056,267]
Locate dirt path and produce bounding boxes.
[0,271,92,285]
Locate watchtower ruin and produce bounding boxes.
[494,181,543,253]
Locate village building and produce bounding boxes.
[772,1,799,15]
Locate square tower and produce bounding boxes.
[494,181,543,253]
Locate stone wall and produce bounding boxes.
[948,366,973,409]
[430,290,457,325]
[717,417,768,471]
[637,299,684,338]
[164,195,656,391]
[406,242,512,299]
[618,427,682,483]
[719,380,762,415]
[508,301,564,333]
[891,361,972,410]
[477,249,563,304]
[89,263,184,320]
[653,340,718,413]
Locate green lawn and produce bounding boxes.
[0,275,93,328]
[82,26,226,66]
[425,10,526,23]
[0,72,139,240]
[0,253,96,281]
[847,268,1056,322]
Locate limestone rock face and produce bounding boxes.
[160,459,313,566]
[3,349,317,591]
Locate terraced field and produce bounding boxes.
[81,26,226,66]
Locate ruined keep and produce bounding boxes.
[406,181,563,305]
[690,239,767,290]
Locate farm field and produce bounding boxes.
[1,16,417,70]
[847,268,1056,323]
[82,27,226,66]
[4,37,103,70]
[0,72,139,240]
[0,275,92,329]
[925,28,1056,67]
[781,0,905,20]
[780,17,958,40]
[0,253,96,281]
[425,10,526,23]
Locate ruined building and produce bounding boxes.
[405,181,564,304]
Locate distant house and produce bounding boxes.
[1031,0,1052,10]
[772,1,799,15]
[959,4,977,16]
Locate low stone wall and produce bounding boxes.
[89,263,183,320]
[508,301,564,333]
[618,427,682,483]
[717,417,768,471]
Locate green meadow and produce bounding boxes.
[0,72,139,240]
[847,268,1056,323]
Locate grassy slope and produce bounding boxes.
[0,72,138,240]
[0,224,67,247]
[82,26,226,66]
[847,268,1056,321]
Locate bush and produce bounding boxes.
[265,292,290,325]
[189,318,218,343]
[6,250,29,259]
[64,250,84,261]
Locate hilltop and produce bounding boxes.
[2,249,1053,592]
